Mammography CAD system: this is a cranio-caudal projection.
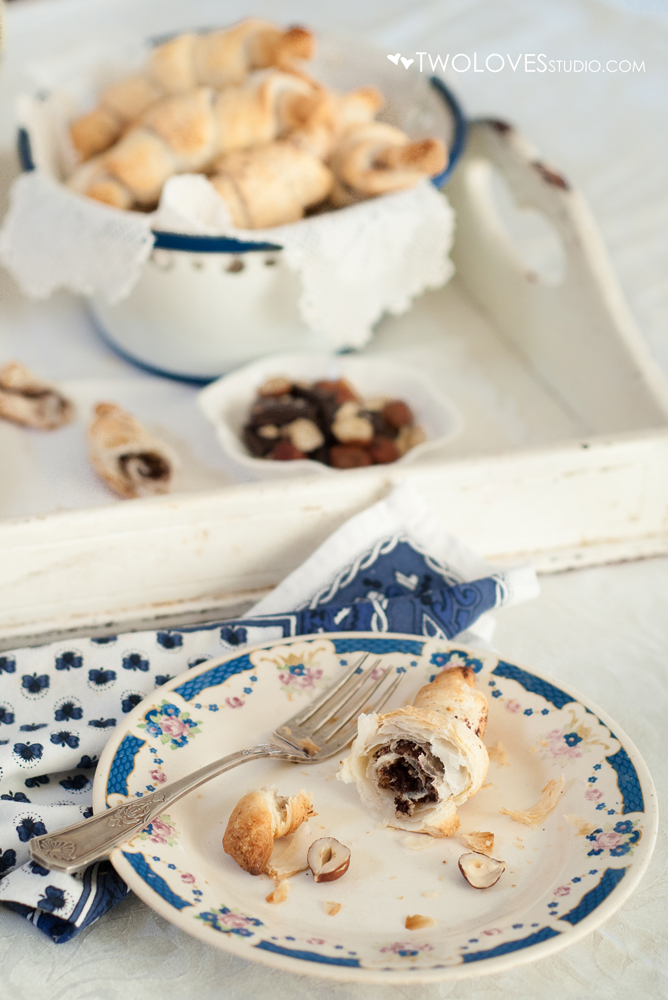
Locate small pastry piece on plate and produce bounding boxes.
[339,666,489,837]
[223,787,314,876]
[88,401,179,499]
[0,361,74,430]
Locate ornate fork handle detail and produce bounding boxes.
[29,743,299,875]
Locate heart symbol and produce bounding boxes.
[387,53,401,65]
[401,56,414,69]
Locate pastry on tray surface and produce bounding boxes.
[87,401,179,499]
[66,19,448,226]
[0,361,74,430]
[340,666,489,837]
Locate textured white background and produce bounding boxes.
[0,0,667,997]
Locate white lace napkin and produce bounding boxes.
[0,33,456,349]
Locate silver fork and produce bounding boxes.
[29,652,404,875]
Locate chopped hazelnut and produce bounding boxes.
[259,376,293,398]
[458,852,506,888]
[257,424,280,440]
[307,838,351,882]
[332,413,374,444]
[286,418,325,453]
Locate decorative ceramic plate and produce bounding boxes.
[93,633,657,984]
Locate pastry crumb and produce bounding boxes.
[487,741,510,766]
[402,835,434,851]
[499,774,565,828]
[421,890,441,898]
[460,831,495,856]
[299,736,321,756]
[405,914,437,930]
[266,880,290,904]
[324,901,342,916]
[564,813,597,837]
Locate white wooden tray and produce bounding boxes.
[2,120,668,647]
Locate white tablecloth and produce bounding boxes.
[0,0,666,997]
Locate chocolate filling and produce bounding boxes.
[375,739,441,816]
[119,451,170,481]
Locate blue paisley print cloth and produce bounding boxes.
[0,484,537,941]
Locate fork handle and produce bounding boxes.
[29,743,295,875]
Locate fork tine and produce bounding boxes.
[322,668,405,742]
[293,652,370,725]
[310,659,383,734]
[369,669,405,715]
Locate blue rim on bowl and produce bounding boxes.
[17,76,466,257]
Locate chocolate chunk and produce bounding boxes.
[308,445,330,465]
[330,444,372,469]
[243,425,275,457]
[314,379,359,405]
[367,410,399,439]
[268,440,306,461]
[369,437,400,464]
[248,397,316,428]
[382,400,413,429]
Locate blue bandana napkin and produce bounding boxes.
[0,484,538,942]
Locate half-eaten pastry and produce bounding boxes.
[88,401,179,498]
[339,666,489,837]
[223,787,314,876]
[0,361,74,430]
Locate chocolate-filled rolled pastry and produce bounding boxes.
[0,361,74,430]
[339,666,488,837]
[88,402,179,499]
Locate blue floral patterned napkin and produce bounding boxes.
[0,483,538,942]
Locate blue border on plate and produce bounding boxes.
[461,926,561,963]
[605,747,644,814]
[173,653,254,701]
[491,661,576,710]
[559,867,627,926]
[121,851,193,910]
[255,940,361,967]
[105,733,145,797]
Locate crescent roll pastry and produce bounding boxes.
[88,402,179,499]
[70,20,316,161]
[223,787,314,876]
[69,72,326,209]
[0,361,74,430]
[329,122,447,207]
[289,85,384,160]
[339,666,489,838]
[210,141,334,228]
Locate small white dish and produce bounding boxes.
[196,353,462,478]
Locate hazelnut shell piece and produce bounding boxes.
[307,838,351,883]
[458,852,506,889]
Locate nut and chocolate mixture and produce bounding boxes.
[242,376,426,468]
[375,739,444,817]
